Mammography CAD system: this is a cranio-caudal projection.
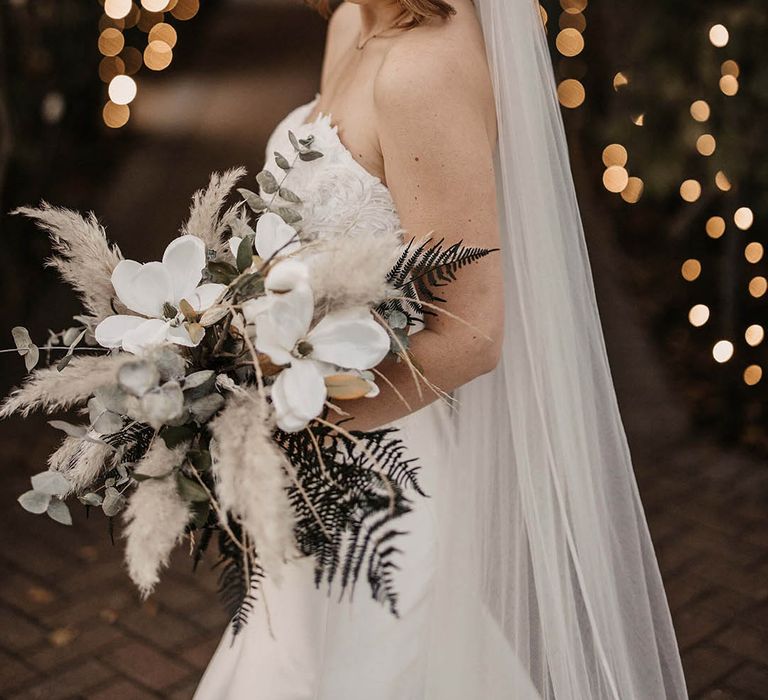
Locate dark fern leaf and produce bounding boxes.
[215,526,265,637]
[379,238,497,326]
[274,423,424,618]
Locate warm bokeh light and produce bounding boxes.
[613,72,629,91]
[559,12,586,33]
[560,0,588,14]
[681,259,702,282]
[108,74,137,105]
[149,22,178,48]
[98,56,125,83]
[690,100,710,122]
[98,28,125,57]
[709,24,729,48]
[603,166,629,193]
[171,0,200,20]
[749,276,767,298]
[696,134,716,156]
[631,113,645,127]
[556,28,585,57]
[719,75,739,96]
[734,207,754,231]
[706,216,726,239]
[602,144,628,167]
[745,325,765,347]
[721,59,740,77]
[141,0,170,11]
[621,177,644,204]
[102,101,130,129]
[144,40,174,70]
[680,180,702,203]
[712,340,734,363]
[557,79,585,108]
[744,365,763,386]
[715,171,732,192]
[104,0,132,20]
[745,243,764,264]
[120,46,143,75]
[688,304,710,327]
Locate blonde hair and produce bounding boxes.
[307,0,456,25]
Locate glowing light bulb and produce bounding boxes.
[108,75,137,105]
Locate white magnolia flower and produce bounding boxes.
[245,260,390,432]
[95,236,226,354]
[229,212,301,262]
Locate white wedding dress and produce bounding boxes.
[195,100,462,700]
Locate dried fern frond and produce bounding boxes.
[0,353,133,418]
[181,167,247,250]
[13,204,123,321]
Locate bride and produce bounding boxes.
[196,0,689,698]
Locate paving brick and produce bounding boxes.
[0,649,37,695]
[724,663,768,698]
[0,605,47,652]
[716,625,768,667]
[117,607,204,652]
[26,621,124,673]
[682,645,742,696]
[9,658,113,700]
[87,679,161,700]
[102,641,192,691]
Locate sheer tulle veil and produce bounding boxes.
[422,0,689,697]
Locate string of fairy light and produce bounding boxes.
[97,0,201,129]
[540,0,589,110]
[608,22,763,387]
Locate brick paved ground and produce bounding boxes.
[1,3,766,699]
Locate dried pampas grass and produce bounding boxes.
[182,167,247,251]
[123,441,190,597]
[13,204,123,321]
[0,353,134,418]
[210,390,296,577]
[49,435,113,493]
[309,228,401,310]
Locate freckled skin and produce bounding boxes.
[312,0,503,430]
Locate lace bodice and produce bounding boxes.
[261,99,401,241]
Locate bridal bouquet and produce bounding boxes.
[3,133,492,633]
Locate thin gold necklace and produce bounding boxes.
[356,10,409,50]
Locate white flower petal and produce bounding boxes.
[229,236,244,259]
[117,262,174,318]
[166,324,198,347]
[111,260,144,313]
[265,259,311,294]
[184,283,226,313]
[241,296,274,325]
[265,284,315,353]
[253,313,294,367]
[273,360,326,430]
[94,315,147,349]
[308,307,390,370]
[256,212,301,260]
[163,236,206,304]
[122,319,172,354]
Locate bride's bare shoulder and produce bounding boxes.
[374,6,494,126]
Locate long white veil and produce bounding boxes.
[424,0,689,697]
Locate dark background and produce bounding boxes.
[0,1,766,698]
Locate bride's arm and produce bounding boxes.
[339,46,503,430]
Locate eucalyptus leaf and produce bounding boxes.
[47,498,73,526]
[187,393,225,423]
[231,271,265,299]
[30,470,72,497]
[274,152,292,171]
[288,130,300,151]
[94,410,123,435]
[79,492,103,507]
[206,260,239,284]
[237,188,268,213]
[94,385,129,415]
[48,420,87,438]
[256,170,279,195]
[118,361,160,398]
[299,150,324,162]
[12,326,33,351]
[237,235,255,273]
[56,353,73,372]
[177,474,210,503]
[102,487,126,517]
[387,310,409,330]
[276,207,303,225]
[24,345,40,371]
[188,449,212,472]
[18,489,51,514]
[160,423,196,449]
[278,187,302,204]
[140,381,185,429]
[390,328,411,354]
[62,327,81,346]
[184,370,216,392]
[190,502,211,529]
